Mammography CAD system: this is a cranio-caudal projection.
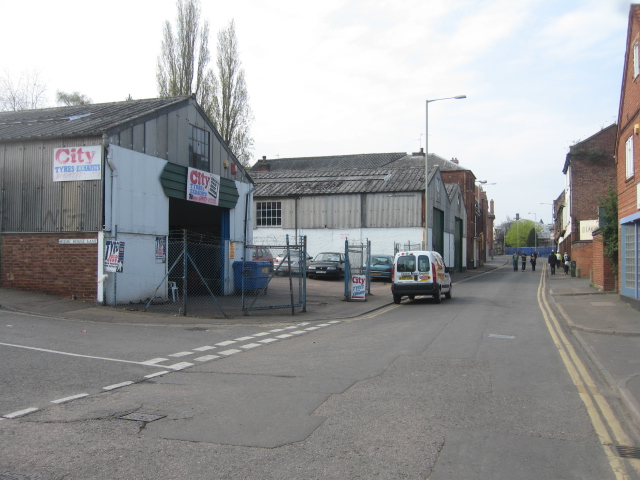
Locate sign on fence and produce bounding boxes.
[104,241,125,273]
[155,236,166,264]
[350,275,366,301]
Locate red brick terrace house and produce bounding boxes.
[559,124,616,281]
[617,4,640,303]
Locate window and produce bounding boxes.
[626,135,634,179]
[256,201,281,226]
[634,41,639,78]
[189,125,210,171]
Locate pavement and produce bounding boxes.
[2,256,640,431]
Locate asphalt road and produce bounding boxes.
[1,267,638,479]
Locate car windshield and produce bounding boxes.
[316,253,341,262]
[371,256,390,266]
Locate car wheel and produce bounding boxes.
[408,295,415,300]
[393,294,401,304]
[433,286,442,303]
[445,286,452,299]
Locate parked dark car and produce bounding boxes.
[364,254,394,280]
[307,252,345,279]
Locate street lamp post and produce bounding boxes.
[425,95,466,250]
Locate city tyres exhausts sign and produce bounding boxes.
[53,146,102,182]
[187,167,220,206]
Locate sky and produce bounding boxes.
[0,0,634,225]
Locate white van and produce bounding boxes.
[391,251,452,304]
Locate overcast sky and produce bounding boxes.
[1,0,633,225]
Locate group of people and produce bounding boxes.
[548,251,571,275]
[512,251,571,275]
[512,251,538,272]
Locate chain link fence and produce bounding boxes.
[102,230,307,318]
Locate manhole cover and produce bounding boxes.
[616,445,640,459]
[119,413,165,422]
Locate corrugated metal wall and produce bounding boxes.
[0,138,103,233]
[275,193,422,230]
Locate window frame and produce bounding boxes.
[189,125,210,171]
[256,201,282,227]
[626,135,634,179]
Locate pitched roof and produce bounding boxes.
[251,152,408,171]
[253,166,429,196]
[0,96,190,141]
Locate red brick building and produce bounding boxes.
[559,124,616,280]
[617,5,640,303]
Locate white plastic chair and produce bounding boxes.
[168,281,179,302]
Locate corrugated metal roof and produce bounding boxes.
[253,166,429,196]
[0,96,190,141]
[251,152,408,171]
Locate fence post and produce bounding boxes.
[182,229,187,316]
[302,235,307,312]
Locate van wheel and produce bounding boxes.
[393,294,401,304]
[445,286,452,300]
[433,286,442,303]
[408,295,415,300]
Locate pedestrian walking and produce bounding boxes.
[530,252,537,272]
[512,252,519,272]
[564,253,570,275]
[548,250,557,275]
[521,251,527,271]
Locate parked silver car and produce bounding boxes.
[273,250,312,276]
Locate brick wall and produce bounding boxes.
[592,231,616,291]
[571,241,593,278]
[1,233,98,300]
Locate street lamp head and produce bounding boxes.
[454,95,467,99]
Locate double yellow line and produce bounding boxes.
[538,265,640,479]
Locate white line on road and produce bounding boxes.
[3,407,39,419]
[51,394,89,404]
[0,342,170,368]
[241,343,262,349]
[195,355,220,362]
[168,352,193,357]
[219,349,242,356]
[144,371,170,379]
[103,381,134,391]
[193,346,216,351]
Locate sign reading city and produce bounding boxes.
[52,146,102,182]
[187,167,220,206]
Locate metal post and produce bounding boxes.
[182,229,187,316]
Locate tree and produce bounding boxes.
[0,69,47,111]
[156,2,254,166]
[505,219,540,248]
[597,184,618,271]
[56,90,92,106]
[156,0,214,111]
[210,20,254,167]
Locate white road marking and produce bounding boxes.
[3,407,38,419]
[253,332,270,336]
[0,342,168,368]
[216,340,237,346]
[276,334,293,338]
[305,327,320,331]
[51,394,89,404]
[144,371,170,379]
[241,343,262,349]
[166,362,193,370]
[141,358,168,365]
[193,346,216,351]
[270,328,286,332]
[234,336,254,341]
[169,352,193,357]
[103,381,134,391]
[258,338,278,344]
[195,355,220,362]
[219,349,242,356]
[290,330,306,335]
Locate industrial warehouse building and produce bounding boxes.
[0,95,254,304]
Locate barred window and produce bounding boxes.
[189,125,210,171]
[257,201,282,226]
